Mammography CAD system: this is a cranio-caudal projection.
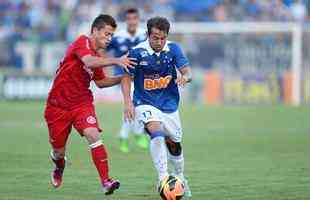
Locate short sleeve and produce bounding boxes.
[92,68,106,80]
[125,49,139,76]
[172,43,189,69]
[73,36,96,58]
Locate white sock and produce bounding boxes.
[150,136,169,181]
[119,120,132,139]
[168,153,185,180]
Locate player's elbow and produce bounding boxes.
[84,60,98,69]
[96,83,106,88]
[82,55,99,69]
[95,79,108,88]
[96,76,122,88]
[121,74,132,84]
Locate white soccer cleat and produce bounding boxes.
[182,178,192,197]
[171,173,192,197]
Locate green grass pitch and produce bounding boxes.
[0,101,309,200]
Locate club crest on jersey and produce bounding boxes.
[140,61,148,66]
[144,75,172,90]
[140,51,148,58]
[86,116,96,124]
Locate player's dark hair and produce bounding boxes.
[147,17,170,36]
[91,14,117,33]
[125,8,139,16]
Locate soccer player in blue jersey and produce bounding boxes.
[107,8,148,153]
[121,17,192,197]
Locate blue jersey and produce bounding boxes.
[107,28,146,75]
[127,40,189,113]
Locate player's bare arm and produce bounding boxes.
[121,74,135,121]
[176,66,192,87]
[81,55,136,72]
[94,75,123,88]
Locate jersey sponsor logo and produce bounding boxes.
[86,116,96,124]
[140,61,148,66]
[144,75,172,90]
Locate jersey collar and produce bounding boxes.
[86,35,97,51]
[143,40,170,56]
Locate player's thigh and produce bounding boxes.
[135,105,164,133]
[72,104,102,136]
[162,110,183,143]
[135,105,163,124]
[44,105,73,149]
[133,117,144,134]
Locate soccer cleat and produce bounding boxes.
[120,139,129,153]
[102,179,120,195]
[51,168,64,188]
[182,178,192,197]
[135,135,149,149]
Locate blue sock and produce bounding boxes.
[149,131,165,139]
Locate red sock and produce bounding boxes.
[51,157,65,170]
[91,144,109,184]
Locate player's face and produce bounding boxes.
[93,25,115,49]
[149,28,168,52]
[126,13,139,33]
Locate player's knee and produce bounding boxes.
[165,139,182,156]
[83,127,100,144]
[52,149,65,159]
[145,122,165,139]
[145,121,161,133]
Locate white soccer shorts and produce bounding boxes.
[135,105,183,142]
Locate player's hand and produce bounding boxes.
[117,54,137,73]
[124,101,135,122]
[175,76,190,87]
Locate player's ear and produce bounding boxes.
[92,27,99,35]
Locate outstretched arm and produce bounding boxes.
[94,75,123,88]
[74,37,136,71]
[81,55,136,72]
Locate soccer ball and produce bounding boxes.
[158,175,185,200]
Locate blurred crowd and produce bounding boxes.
[0,0,310,42]
[0,0,310,69]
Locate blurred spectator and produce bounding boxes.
[2,0,310,68]
[213,4,228,21]
[243,0,263,20]
[266,0,292,21]
[1,0,310,44]
[289,0,307,21]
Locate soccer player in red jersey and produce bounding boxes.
[44,14,136,195]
